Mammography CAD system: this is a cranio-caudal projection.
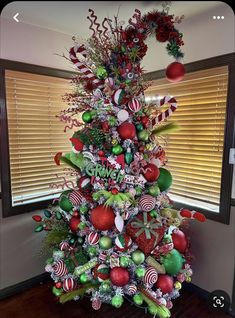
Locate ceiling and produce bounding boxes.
[1,1,223,36]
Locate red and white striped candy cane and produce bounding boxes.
[151,95,177,126]
[69,44,103,88]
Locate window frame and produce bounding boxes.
[144,53,235,224]
[0,59,74,217]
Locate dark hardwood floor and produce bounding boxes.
[0,282,233,318]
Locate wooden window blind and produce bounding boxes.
[5,70,75,206]
[145,66,228,212]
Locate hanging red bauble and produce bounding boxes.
[90,205,115,231]
[69,216,81,233]
[155,274,174,294]
[142,163,160,182]
[172,229,188,253]
[117,122,136,140]
[110,267,130,286]
[166,62,185,82]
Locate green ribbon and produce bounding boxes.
[131,213,161,247]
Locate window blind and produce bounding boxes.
[5,70,76,206]
[145,66,228,212]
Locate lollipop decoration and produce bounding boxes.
[32,5,206,317]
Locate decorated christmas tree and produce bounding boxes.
[33,5,206,317]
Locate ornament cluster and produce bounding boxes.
[33,6,205,318]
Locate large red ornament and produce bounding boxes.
[90,205,115,231]
[166,62,185,82]
[117,122,136,140]
[142,163,160,182]
[172,229,188,253]
[110,267,130,286]
[69,216,81,233]
[155,274,174,294]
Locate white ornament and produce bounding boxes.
[117,110,129,122]
[115,212,124,232]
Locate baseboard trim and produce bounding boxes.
[0,272,50,300]
[184,282,235,316]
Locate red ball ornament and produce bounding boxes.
[166,62,185,83]
[69,216,81,233]
[90,205,115,231]
[110,267,130,286]
[155,274,174,294]
[141,116,150,128]
[55,282,62,289]
[117,122,136,140]
[142,163,160,182]
[172,229,188,253]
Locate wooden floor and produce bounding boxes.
[0,282,232,318]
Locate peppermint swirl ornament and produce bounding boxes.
[126,284,137,296]
[59,241,70,251]
[139,194,156,212]
[128,98,142,112]
[53,260,68,277]
[144,266,158,285]
[92,298,102,310]
[63,277,77,292]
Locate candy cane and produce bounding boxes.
[69,44,103,88]
[151,95,177,126]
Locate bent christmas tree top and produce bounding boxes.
[33,5,206,317]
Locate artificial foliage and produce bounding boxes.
[33,5,206,317]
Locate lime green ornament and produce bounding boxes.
[87,246,97,257]
[136,123,143,131]
[162,249,183,275]
[111,295,124,308]
[59,196,73,212]
[138,130,149,141]
[133,294,143,305]
[125,151,133,164]
[131,250,145,265]
[135,267,145,278]
[52,287,63,297]
[157,168,173,191]
[120,256,130,267]
[150,210,158,218]
[82,111,93,123]
[112,145,123,155]
[96,66,108,79]
[80,273,89,284]
[99,236,112,250]
[148,184,161,197]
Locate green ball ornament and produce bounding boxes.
[112,145,123,155]
[138,130,149,142]
[150,210,158,218]
[131,250,145,265]
[125,152,133,164]
[59,196,73,212]
[111,295,124,308]
[136,123,144,131]
[148,184,161,197]
[87,246,97,257]
[78,222,86,230]
[120,256,130,267]
[135,267,146,278]
[79,205,89,214]
[133,294,143,305]
[82,111,93,123]
[99,236,112,250]
[80,273,89,284]
[96,66,108,79]
[162,249,183,275]
[52,287,63,297]
[157,168,173,191]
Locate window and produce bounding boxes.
[0,62,75,217]
[144,54,235,224]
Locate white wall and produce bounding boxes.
[0,3,234,300]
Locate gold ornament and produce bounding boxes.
[174,281,182,290]
[111,139,118,145]
[185,276,192,283]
